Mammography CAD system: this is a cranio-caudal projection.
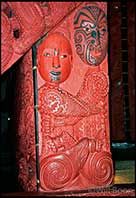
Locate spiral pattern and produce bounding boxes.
[39,86,65,115]
[74,29,86,43]
[75,44,84,57]
[83,152,114,186]
[40,154,75,190]
[74,30,86,58]
[73,6,107,66]
[85,71,109,97]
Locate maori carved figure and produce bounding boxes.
[38,33,91,191]
[37,31,113,191]
[38,32,90,153]
[73,5,108,66]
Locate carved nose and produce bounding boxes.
[53,56,60,68]
[53,65,60,69]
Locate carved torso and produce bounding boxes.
[38,82,90,156]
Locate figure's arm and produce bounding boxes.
[38,87,91,128]
[42,89,90,117]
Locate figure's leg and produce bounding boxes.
[40,138,90,191]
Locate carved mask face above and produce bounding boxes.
[74,6,108,66]
[38,32,72,84]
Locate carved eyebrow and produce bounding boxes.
[43,48,54,54]
[74,12,92,25]
[81,21,96,28]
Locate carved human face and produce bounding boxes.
[74,6,108,66]
[38,33,73,84]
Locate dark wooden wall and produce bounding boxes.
[127,2,135,141]
[108,2,135,142]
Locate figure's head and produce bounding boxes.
[74,6,108,66]
[37,32,73,84]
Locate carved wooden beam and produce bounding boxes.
[1,2,83,74]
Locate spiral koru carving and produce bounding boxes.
[74,6,107,66]
[39,86,66,115]
[82,152,114,186]
[85,71,109,98]
[40,154,76,190]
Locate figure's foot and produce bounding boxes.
[40,138,90,191]
[80,151,114,187]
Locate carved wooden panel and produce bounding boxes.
[1,2,80,74]
[14,50,36,191]
[1,2,45,74]
[13,1,114,193]
[1,9,14,73]
[37,2,114,192]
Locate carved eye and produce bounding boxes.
[43,53,50,57]
[84,27,91,32]
[60,54,67,59]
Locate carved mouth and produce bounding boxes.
[50,71,61,82]
[86,47,96,65]
[50,71,61,76]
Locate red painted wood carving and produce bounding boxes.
[36,2,114,192]
[1,9,14,73]
[14,50,37,191]
[73,5,108,66]
[12,2,114,193]
[1,2,80,74]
